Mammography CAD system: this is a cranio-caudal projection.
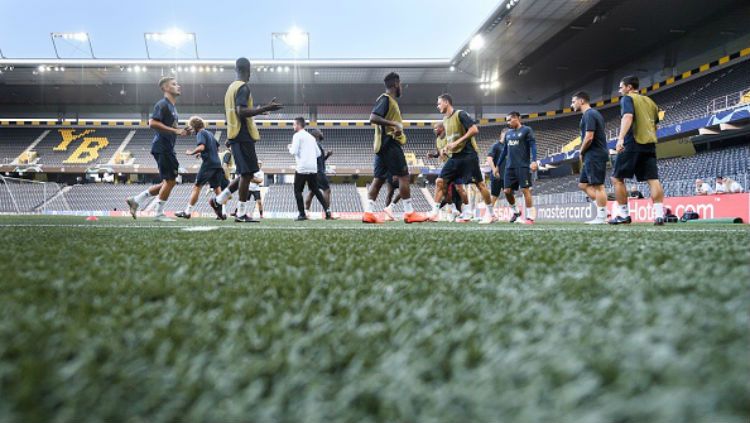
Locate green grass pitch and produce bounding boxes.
[0,216,748,422]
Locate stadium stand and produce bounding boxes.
[0,128,47,165]
[32,128,127,166]
[263,183,363,214]
[64,183,156,211]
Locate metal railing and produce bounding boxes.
[706,87,750,115]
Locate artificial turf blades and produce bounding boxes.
[0,216,748,422]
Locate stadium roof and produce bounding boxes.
[0,0,748,110]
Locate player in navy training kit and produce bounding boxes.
[497,111,538,224]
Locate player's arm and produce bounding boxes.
[497,142,508,169]
[617,97,634,153]
[236,98,282,119]
[446,124,478,151]
[486,154,497,174]
[148,104,187,136]
[185,144,205,156]
[324,150,333,159]
[580,131,595,157]
[287,134,300,155]
[369,113,402,131]
[369,96,402,132]
[528,129,539,172]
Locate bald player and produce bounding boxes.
[209,57,282,223]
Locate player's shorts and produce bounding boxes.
[249,190,262,201]
[579,153,607,186]
[316,173,330,191]
[612,147,658,182]
[490,176,504,197]
[504,166,532,190]
[196,166,224,189]
[228,139,259,175]
[374,137,409,179]
[152,151,179,181]
[441,153,483,184]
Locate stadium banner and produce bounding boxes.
[655,138,696,159]
[524,203,596,222]
[611,193,749,223]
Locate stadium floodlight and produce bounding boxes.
[144,30,199,59]
[271,27,310,59]
[50,32,95,59]
[469,34,485,51]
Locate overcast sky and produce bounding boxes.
[0,0,499,59]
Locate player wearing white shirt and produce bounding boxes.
[288,117,331,221]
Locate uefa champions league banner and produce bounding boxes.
[540,105,750,166]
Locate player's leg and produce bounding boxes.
[256,194,264,218]
[608,150,637,224]
[319,174,332,214]
[476,181,496,224]
[363,153,386,223]
[383,181,396,221]
[293,172,308,220]
[520,187,535,224]
[304,190,314,215]
[307,173,331,219]
[176,183,202,219]
[151,151,179,221]
[635,151,665,225]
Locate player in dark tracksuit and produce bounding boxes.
[498,111,538,224]
[176,116,224,219]
[126,76,190,221]
[571,91,609,224]
[486,136,506,213]
[304,129,333,216]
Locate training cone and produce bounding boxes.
[86,216,98,221]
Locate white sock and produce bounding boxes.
[402,198,414,213]
[510,203,519,214]
[216,188,231,205]
[619,203,629,217]
[653,202,664,219]
[527,206,536,221]
[237,201,247,217]
[445,204,453,214]
[305,208,311,215]
[155,200,166,216]
[432,204,441,214]
[185,204,195,214]
[366,199,376,213]
[485,204,495,217]
[134,190,152,205]
[222,204,226,215]
[246,200,256,218]
[463,204,473,218]
[597,206,607,219]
